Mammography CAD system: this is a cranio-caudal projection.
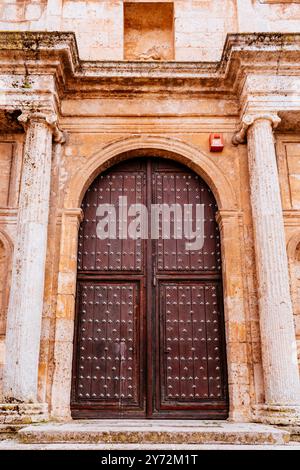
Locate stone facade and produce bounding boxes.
[0,1,299,427]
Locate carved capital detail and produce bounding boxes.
[232,112,281,145]
[17,110,66,144]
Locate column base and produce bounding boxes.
[0,403,48,424]
[253,404,300,426]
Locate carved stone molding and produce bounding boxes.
[3,104,62,404]
[0,32,300,99]
[232,113,281,145]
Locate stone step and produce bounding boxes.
[18,420,290,445]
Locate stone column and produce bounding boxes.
[2,111,64,419]
[234,113,300,424]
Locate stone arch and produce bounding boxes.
[287,232,300,369]
[51,136,250,421]
[64,136,238,211]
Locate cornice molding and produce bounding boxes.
[0,32,300,97]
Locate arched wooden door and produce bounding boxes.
[71,158,228,419]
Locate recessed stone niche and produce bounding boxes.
[124,2,174,60]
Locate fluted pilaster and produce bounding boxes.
[244,113,300,424]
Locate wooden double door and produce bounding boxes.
[71,157,228,419]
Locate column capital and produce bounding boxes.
[232,112,281,146]
[17,109,66,144]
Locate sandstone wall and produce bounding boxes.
[276,135,300,371]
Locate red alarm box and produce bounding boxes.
[209,133,224,152]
